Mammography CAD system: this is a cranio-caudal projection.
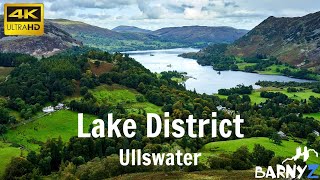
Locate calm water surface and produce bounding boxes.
[125,48,311,94]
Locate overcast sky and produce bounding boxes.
[1,0,320,30]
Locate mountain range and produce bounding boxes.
[0,16,248,55]
[227,11,320,68]
[2,11,320,69]
[50,19,248,52]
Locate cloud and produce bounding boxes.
[137,0,167,19]
[1,0,320,30]
[224,1,239,8]
[78,13,111,20]
[49,0,134,11]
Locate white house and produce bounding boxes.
[42,106,55,113]
[55,103,64,110]
[277,131,287,139]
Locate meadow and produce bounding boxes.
[90,84,162,114]
[304,112,320,121]
[256,64,292,75]
[0,141,24,177]
[199,137,318,166]
[5,110,97,151]
[91,84,138,105]
[215,87,320,105]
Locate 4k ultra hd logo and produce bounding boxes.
[4,3,44,36]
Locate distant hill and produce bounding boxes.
[50,19,248,51]
[0,20,82,56]
[49,19,185,52]
[112,25,152,34]
[0,17,248,55]
[227,11,320,68]
[153,26,249,46]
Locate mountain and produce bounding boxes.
[49,19,185,52]
[50,19,248,51]
[0,16,248,55]
[112,25,152,34]
[227,11,320,68]
[153,26,249,46]
[0,19,82,56]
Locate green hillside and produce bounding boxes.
[0,141,24,177]
[200,137,318,165]
[5,110,96,151]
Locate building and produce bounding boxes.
[277,131,287,139]
[55,103,64,110]
[42,106,55,113]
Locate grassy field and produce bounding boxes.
[126,102,163,115]
[214,92,267,105]
[237,63,256,71]
[108,170,256,180]
[91,85,138,104]
[250,88,320,103]
[5,110,96,151]
[277,89,320,101]
[256,65,290,75]
[234,60,299,76]
[303,112,320,121]
[0,67,13,82]
[215,87,320,105]
[90,85,162,114]
[0,141,25,177]
[199,137,318,166]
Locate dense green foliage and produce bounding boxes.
[0,53,37,67]
[1,48,320,179]
[179,44,237,71]
[218,85,253,95]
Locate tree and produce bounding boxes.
[251,144,275,167]
[4,157,33,180]
[0,125,8,141]
[269,132,282,145]
[80,87,89,96]
[27,151,38,165]
[231,146,252,170]
[94,61,101,67]
[307,133,317,147]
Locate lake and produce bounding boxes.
[125,48,311,94]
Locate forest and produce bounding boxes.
[0,48,319,179]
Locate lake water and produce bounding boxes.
[125,48,311,94]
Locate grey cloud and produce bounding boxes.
[167,5,185,13]
[201,3,215,12]
[166,4,194,13]
[224,2,239,8]
[78,13,111,20]
[182,4,195,9]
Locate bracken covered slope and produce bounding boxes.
[0,16,82,57]
[227,11,320,68]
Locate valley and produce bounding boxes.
[0,48,319,179]
[0,7,320,179]
[128,48,312,94]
